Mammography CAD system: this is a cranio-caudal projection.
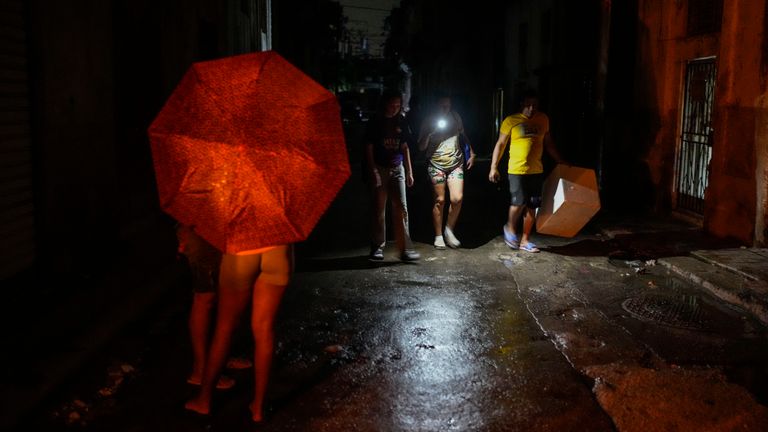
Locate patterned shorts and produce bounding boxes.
[427,164,464,185]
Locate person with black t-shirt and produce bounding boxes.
[363,91,420,262]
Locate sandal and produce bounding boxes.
[187,374,236,390]
[520,243,540,253]
[502,225,519,249]
[183,405,211,420]
[226,357,253,370]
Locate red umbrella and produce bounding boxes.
[148,51,349,254]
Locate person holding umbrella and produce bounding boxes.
[364,90,420,262]
[176,223,254,390]
[149,52,350,424]
[185,245,293,423]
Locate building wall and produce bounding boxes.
[756,92,768,246]
[710,0,767,245]
[22,0,265,278]
[1,0,36,279]
[635,1,719,212]
[502,0,602,170]
[636,0,767,245]
[27,0,119,275]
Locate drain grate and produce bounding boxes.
[621,294,709,330]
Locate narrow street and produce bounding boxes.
[4,1,768,431]
[19,129,768,431]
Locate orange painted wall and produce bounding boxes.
[636,0,768,245]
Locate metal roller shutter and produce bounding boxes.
[0,0,35,279]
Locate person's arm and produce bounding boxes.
[403,119,417,151]
[365,142,381,187]
[403,142,414,187]
[175,222,190,255]
[543,132,566,165]
[417,116,434,152]
[464,135,476,170]
[488,132,509,183]
[455,112,476,170]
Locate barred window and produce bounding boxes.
[687,0,723,36]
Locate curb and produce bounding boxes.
[658,255,768,327]
[690,248,768,282]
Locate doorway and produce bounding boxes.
[674,58,716,216]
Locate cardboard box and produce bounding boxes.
[536,165,600,237]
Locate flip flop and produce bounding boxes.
[520,243,540,253]
[183,406,211,420]
[226,357,253,370]
[187,374,236,390]
[503,225,520,249]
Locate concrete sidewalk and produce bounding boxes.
[660,248,768,326]
[596,215,768,326]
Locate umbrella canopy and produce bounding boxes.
[148,51,349,253]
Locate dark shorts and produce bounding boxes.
[187,256,220,293]
[176,225,222,293]
[508,173,544,208]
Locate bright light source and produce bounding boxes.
[436,119,447,129]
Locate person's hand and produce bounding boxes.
[489,167,500,183]
[406,172,414,187]
[371,168,382,188]
[466,153,476,170]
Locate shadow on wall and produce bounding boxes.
[602,11,658,215]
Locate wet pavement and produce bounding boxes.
[4,130,768,431]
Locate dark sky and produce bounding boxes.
[338,0,401,57]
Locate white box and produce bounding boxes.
[536,165,600,237]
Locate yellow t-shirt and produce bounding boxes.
[500,112,549,174]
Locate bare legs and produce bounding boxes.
[185,245,293,422]
[249,279,287,422]
[188,292,216,384]
[445,177,463,233]
[185,257,252,415]
[506,204,536,247]
[431,182,446,237]
[248,245,291,422]
[431,177,463,236]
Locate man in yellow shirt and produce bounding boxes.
[488,90,564,252]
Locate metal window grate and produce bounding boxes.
[233,0,270,54]
[675,59,716,215]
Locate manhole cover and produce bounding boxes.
[621,294,709,330]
